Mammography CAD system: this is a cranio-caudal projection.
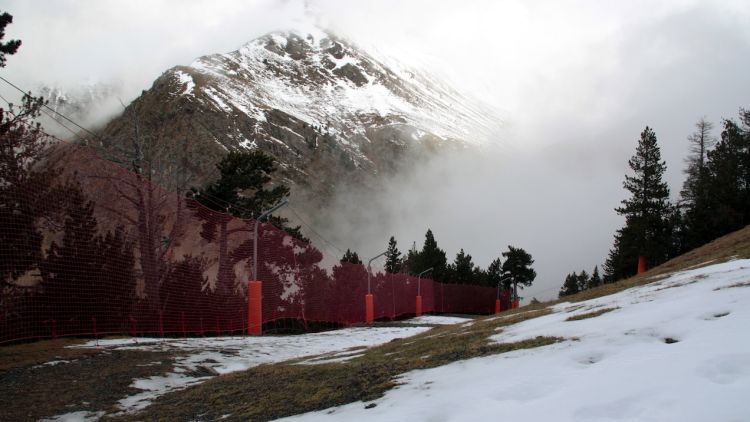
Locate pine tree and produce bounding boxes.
[0,12,21,68]
[605,127,674,281]
[41,184,100,322]
[501,246,536,298]
[340,249,363,265]
[192,151,297,296]
[472,266,489,287]
[0,93,59,292]
[160,255,208,325]
[402,241,419,274]
[589,266,602,289]
[486,257,504,288]
[40,182,135,326]
[384,236,402,273]
[577,270,590,292]
[452,248,475,284]
[559,272,580,298]
[413,229,447,282]
[702,117,748,238]
[680,118,717,252]
[97,226,136,329]
[681,118,716,204]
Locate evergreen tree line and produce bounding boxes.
[342,230,537,293]
[559,266,602,298]
[561,109,750,297]
[0,91,138,331]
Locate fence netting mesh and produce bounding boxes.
[1,141,510,344]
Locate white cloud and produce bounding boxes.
[1,0,749,299]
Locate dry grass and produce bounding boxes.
[565,307,619,321]
[110,307,560,421]
[559,224,750,304]
[0,338,96,371]
[714,281,750,291]
[0,346,179,421]
[5,225,750,421]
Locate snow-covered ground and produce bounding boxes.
[276,259,750,422]
[72,324,462,415]
[401,315,473,325]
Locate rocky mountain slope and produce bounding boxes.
[91,27,502,206]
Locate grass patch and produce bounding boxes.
[565,307,619,321]
[554,225,750,305]
[8,225,750,421]
[109,307,560,421]
[0,338,97,372]
[0,348,179,421]
[715,281,750,291]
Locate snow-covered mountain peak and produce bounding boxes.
[97,28,505,208]
[175,27,502,147]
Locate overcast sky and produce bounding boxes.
[2,0,750,300]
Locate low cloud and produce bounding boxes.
[2,0,749,299]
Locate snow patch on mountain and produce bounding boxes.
[173,70,195,96]
[176,28,502,147]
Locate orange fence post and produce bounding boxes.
[415,295,422,317]
[637,256,647,274]
[495,299,501,314]
[248,280,263,335]
[512,299,520,309]
[365,294,374,324]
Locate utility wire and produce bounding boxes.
[1,75,347,257]
[287,205,344,254]
[0,76,102,141]
[0,92,74,145]
[40,108,86,142]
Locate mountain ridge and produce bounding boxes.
[82,27,503,211]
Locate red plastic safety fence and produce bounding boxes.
[0,141,511,344]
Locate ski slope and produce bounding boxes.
[277,260,750,422]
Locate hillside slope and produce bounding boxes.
[281,260,750,421]
[2,227,747,421]
[107,226,750,421]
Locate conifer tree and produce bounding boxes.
[384,236,401,273]
[192,151,300,297]
[472,266,489,287]
[41,184,100,321]
[1,93,61,293]
[0,12,21,68]
[680,118,717,251]
[402,241,418,274]
[452,249,475,284]
[97,226,136,327]
[605,127,674,281]
[487,257,504,288]
[413,229,447,282]
[340,249,362,265]
[559,272,579,298]
[41,183,135,325]
[577,270,590,292]
[501,246,536,298]
[589,266,602,289]
[702,118,748,238]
